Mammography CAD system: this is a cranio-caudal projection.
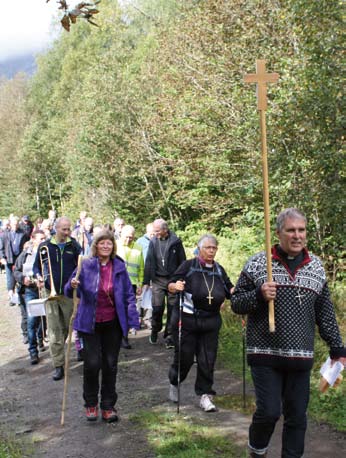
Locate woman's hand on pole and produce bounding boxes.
[71,278,80,289]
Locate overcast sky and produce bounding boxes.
[0,0,60,62]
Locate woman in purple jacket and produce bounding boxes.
[65,230,140,423]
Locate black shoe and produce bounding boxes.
[149,331,158,344]
[38,340,46,352]
[121,337,132,349]
[165,337,174,349]
[77,350,84,361]
[53,366,64,381]
[30,354,39,365]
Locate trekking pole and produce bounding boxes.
[61,255,83,426]
[241,316,246,410]
[177,291,183,414]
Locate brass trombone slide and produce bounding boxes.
[38,245,58,299]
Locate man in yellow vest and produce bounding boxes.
[117,225,144,349]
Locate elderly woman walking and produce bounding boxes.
[167,234,233,412]
[65,230,140,422]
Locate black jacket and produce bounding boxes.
[144,231,186,284]
[33,237,81,295]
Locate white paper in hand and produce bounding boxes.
[320,357,344,386]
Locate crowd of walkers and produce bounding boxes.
[0,208,345,458]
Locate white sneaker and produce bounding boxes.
[199,394,216,412]
[169,384,178,403]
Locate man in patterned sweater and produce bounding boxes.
[231,208,346,458]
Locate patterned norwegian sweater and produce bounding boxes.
[231,246,345,370]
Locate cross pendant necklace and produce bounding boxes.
[295,288,305,305]
[200,262,215,305]
[158,239,168,267]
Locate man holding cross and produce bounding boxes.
[231,208,346,457]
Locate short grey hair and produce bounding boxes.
[276,208,307,231]
[153,218,168,230]
[197,234,218,249]
[55,216,71,228]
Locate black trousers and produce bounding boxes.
[79,319,122,410]
[249,365,310,458]
[168,309,221,396]
[151,276,176,337]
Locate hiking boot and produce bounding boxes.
[200,394,217,412]
[149,331,158,344]
[86,406,98,421]
[169,384,178,403]
[30,354,39,365]
[165,336,174,349]
[101,408,118,423]
[52,366,64,381]
[38,340,46,352]
[121,337,132,349]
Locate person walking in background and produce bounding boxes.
[117,224,144,348]
[0,216,30,306]
[143,218,186,348]
[65,230,139,422]
[72,216,94,256]
[136,222,155,329]
[19,215,34,237]
[14,230,47,365]
[231,208,346,458]
[168,234,233,412]
[33,217,81,381]
[113,217,125,240]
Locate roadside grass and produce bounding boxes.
[215,394,255,416]
[130,410,247,458]
[0,434,32,458]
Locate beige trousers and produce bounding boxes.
[45,295,73,368]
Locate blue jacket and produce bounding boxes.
[64,255,140,336]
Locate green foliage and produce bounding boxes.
[1,0,344,267]
[131,410,247,457]
[0,434,30,458]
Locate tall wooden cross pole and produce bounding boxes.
[244,59,279,333]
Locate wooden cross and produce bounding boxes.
[243,60,279,110]
[207,292,214,305]
[243,59,279,333]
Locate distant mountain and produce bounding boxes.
[0,54,36,79]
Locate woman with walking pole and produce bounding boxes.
[64,230,139,422]
[167,234,233,412]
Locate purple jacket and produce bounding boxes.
[64,256,140,336]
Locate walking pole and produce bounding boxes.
[244,59,279,333]
[241,317,246,409]
[61,255,83,426]
[177,291,183,414]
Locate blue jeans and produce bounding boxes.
[249,365,310,458]
[5,262,16,291]
[24,288,44,356]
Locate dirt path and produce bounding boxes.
[0,273,345,457]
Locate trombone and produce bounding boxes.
[39,245,58,299]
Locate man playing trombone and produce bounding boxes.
[33,217,81,381]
